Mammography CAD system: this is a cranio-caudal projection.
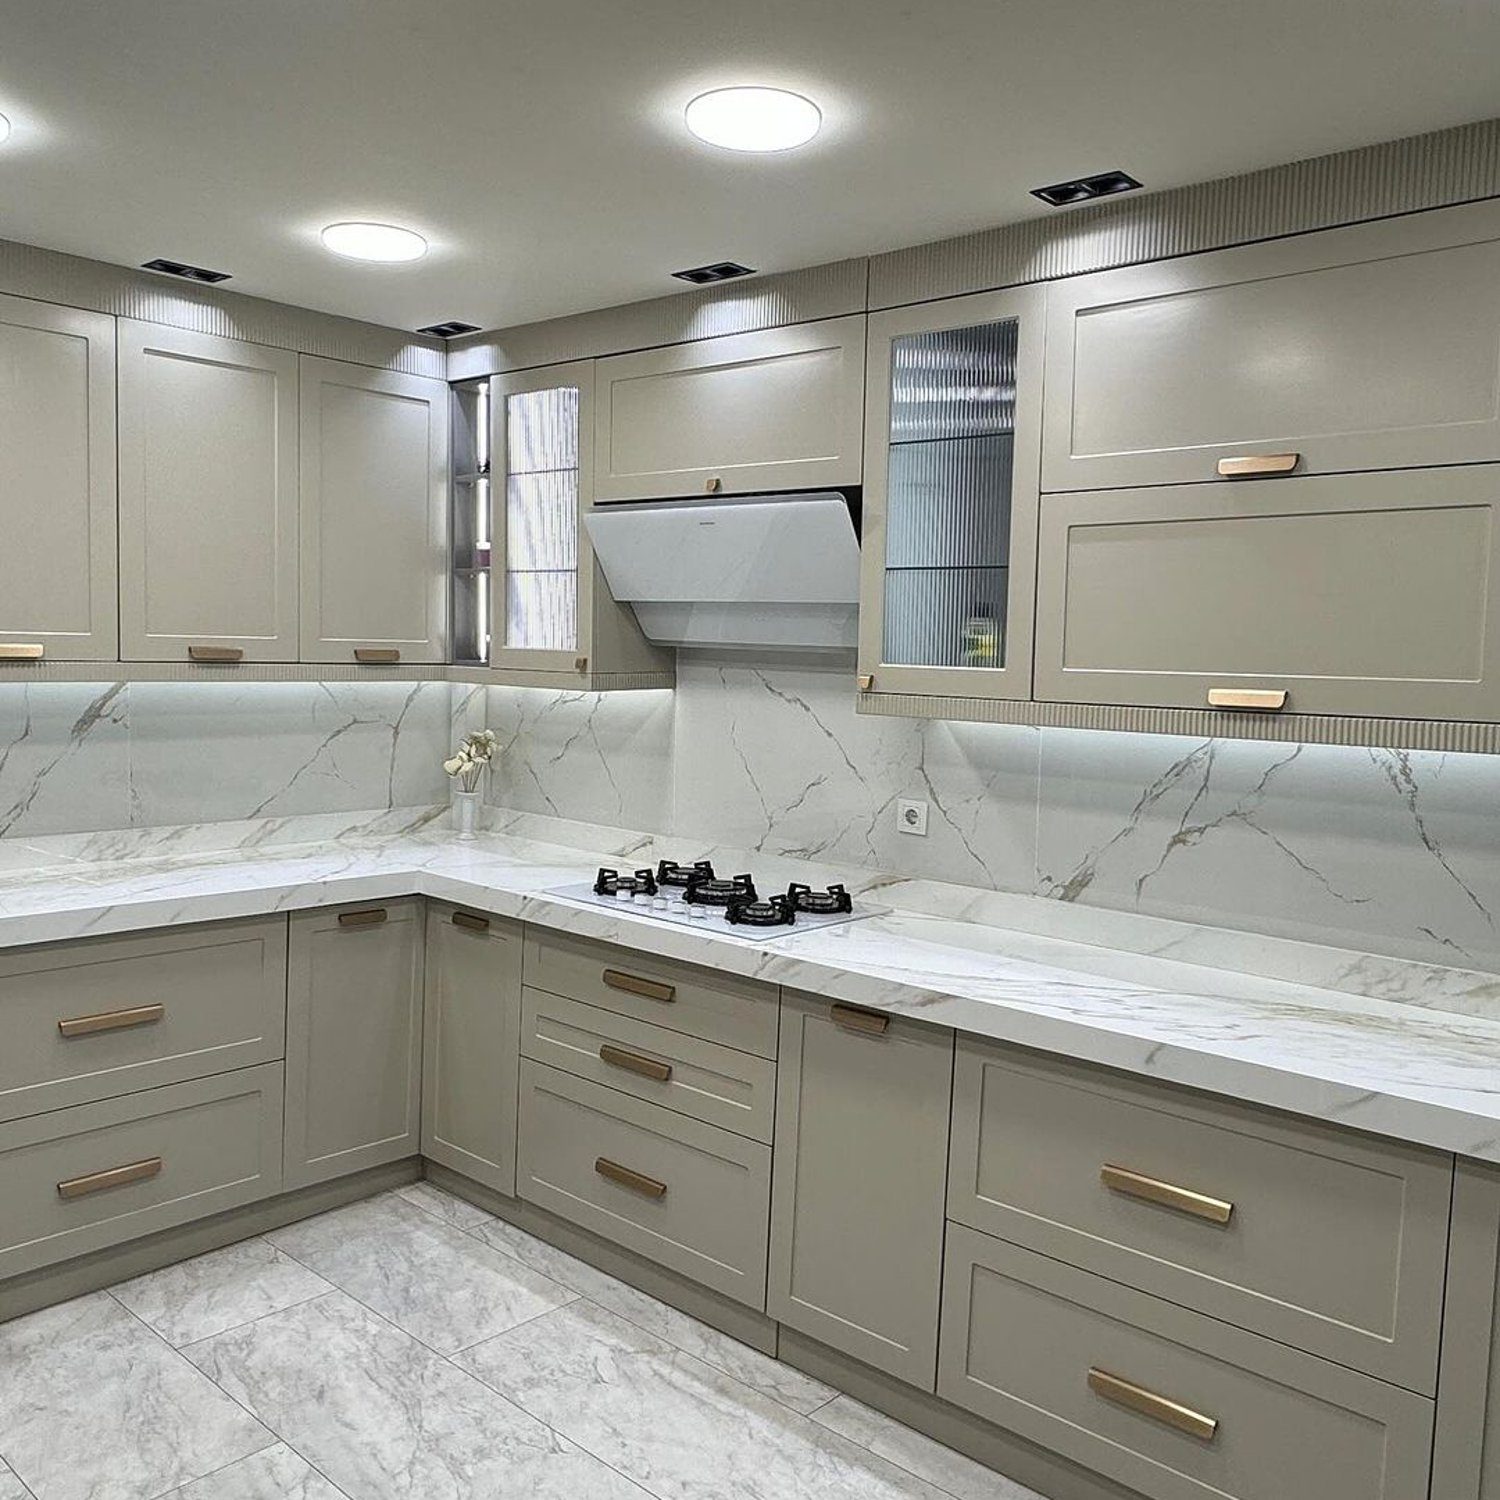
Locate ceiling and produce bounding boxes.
[2,0,1499,336]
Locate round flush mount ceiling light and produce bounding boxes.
[684,87,822,152]
[320,221,428,263]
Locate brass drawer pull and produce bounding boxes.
[599,1044,673,1083]
[602,968,675,1004]
[574,655,589,673]
[188,645,243,664]
[705,475,723,493]
[1101,1164,1234,1225]
[354,648,401,664]
[830,1002,890,1036]
[1206,688,1287,712]
[0,643,45,661]
[595,1157,667,1199]
[338,907,388,928]
[58,1003,165,1039]
[857,674,874,692]
[58,1156,163,1201]
[1087,1367,1219,1442]
[452,910,490,932]
[1216,452,1299,478]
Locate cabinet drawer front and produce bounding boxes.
[521,987,775,1143]
[1042,205,1500,491]
[522,929,777,1058]
[949,1044,1451,1391]
[0,919,287,1123]
[1033,466,1500,721]
[0,1064,283,1279]
[516,1060,770,1306]
[939,1225,1433,1500]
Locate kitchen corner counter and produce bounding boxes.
[3,823,1499,1164]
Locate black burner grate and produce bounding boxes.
[594,866,658,897]
[785,882,854,915]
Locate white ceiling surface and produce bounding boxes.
[2,0,1499,334]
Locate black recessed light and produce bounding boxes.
[671,261,757,285]
[416,320,482,339]
[141,257,232,284]
[1030,170,1143,208]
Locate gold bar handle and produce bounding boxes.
[1216,452,1299,477]
[830,1002,890,1036]
[354,648,401,664]
[58,1003,165,1039]
[1101,1164,1234,1225]
[338,907,388,928]
[58,1157,163,1201]
[599,1044,673,1083]
[188,645,243,663]
[595,1157,668,1199]
[857,674,874,692]
[1087,1368,1219,1442]
[452,910,490,933]
[0,643,45,661]
[1206,688,1287,712]
[602,969,675,1004]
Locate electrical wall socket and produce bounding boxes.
[896,798,929,836]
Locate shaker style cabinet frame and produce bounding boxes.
[856,284,1045,702]
[0,295,118,662]
[118,322,300,663]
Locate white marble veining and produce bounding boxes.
[165,1444,346,1500]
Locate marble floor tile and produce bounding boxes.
[394,1179,494,1229]
[0,1292,273,1500]
[266,1194,576,1353]
[162,1444,347,1500]
[811,1397,1045,1500]
[111,1237,333,1347]
[185,1291,652,1500]
[0,1460,33,1500]
[456,1299,958,1500]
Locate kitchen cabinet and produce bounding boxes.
[0,295,117,663]
[767,991,953,1388]
[486,360,669,686]
[1032,464,1500,721]
[300,356,449,665]
[1041,200,1500,494]
[856,286,1044,704]
[593,316,866,501]
[421,904,521,1196]
[118,322,299,662]
[284,900,424,1190]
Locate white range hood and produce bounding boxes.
[584,492,860,650]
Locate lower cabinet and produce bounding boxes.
[422,904,522,1196]
[766,991,954,1388]
[284,900,424,1190]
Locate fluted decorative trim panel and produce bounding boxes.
[857,692,1500,755]
[447,259,869,378]
[870,116,1500,309]
[0,237,446,376]
[448,666,677,692]
[0,662,677,692]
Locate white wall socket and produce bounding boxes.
[896,798,930,836]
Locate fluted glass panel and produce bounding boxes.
[883,567,1008,668]
[506,387,579,473]
[506,472,578,572]
[506,571,577,652]
[885,434,1013,568]
[889,323,1016,442]
[505,386,579,653]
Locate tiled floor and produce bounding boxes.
[0,1181,1045,1500]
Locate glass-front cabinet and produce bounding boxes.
[856,285,1044,703]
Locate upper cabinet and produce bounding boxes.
[300,357,449,665]
[594,315,866,501]
[118,323,299,662]
[0,295,117,662]
[1042,203,1500,493]
[856,286,1044,702]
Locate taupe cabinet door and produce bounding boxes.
[422,905,521,1196]
[299,357,449,664]
[118,322,299,661]
[1034,465,1500,720]
[594,316,866,501]
[0,295,117,661]
[284,900,424,1189]
[1043,200,1500,492]
[767,992,953,1388]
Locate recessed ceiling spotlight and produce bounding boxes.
[672,261,757,285]
[320,221,428,263]
[1031,170,1143,208]
[416,320,481,339]
[141,257,232,284]
[684,87,821,152]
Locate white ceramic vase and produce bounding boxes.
[451,787,482,841]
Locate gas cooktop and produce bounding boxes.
[548,861,881,941]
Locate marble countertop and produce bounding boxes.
[4,819,1500,1164]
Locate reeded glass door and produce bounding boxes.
[858,285,1043,701]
